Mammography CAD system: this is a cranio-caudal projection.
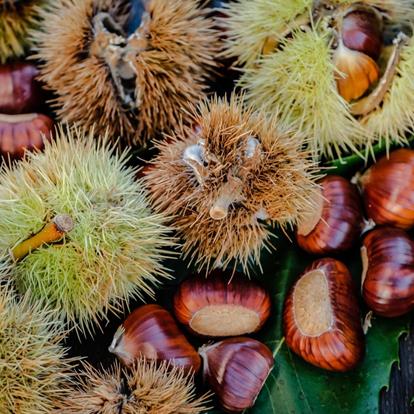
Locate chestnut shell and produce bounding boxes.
[283,258,364,372]
[361,149,414,229]
[362,227,414,317]
[173,270,271,337]
[296,175,362,255]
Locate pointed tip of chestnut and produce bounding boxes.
[284,258,364,372]
[296,176,362,255]
[361,227,414,317]
[109,304,201,374]
[173,270,271,338]
[200,337,274,412]
[360,149,414,229]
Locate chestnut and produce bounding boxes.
[283,258,364,372]
[341,8,383,60]
[199,337,274,413]
[361,227,414,317]
[0,113,53,159]
[0,63,42,114]
[296,175,362,255]
[173,271,271,337]
[334,5,383,102]
[109,304,201,374]
[360,149,414,229]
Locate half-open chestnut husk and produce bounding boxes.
[361,227,414,317]
[109,304,201,374]
[284,258,364,372]
[173,271,271,337]
[296,175,362,255]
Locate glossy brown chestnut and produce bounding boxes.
[173,271,271,337]
[199,337,274,413]
[360,149,414,229]
[109,304,201,374]
[0,63,42,114]
[361,227,414,317]
[341,8,383,60]
[0,113,53,159]
[283,258,364,372]
[296,175,362,255]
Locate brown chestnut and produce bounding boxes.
[341,8,383,60]
[109,304,201,374]
[334,5,383,102]
[283,258,364,372]
[360,149,414,229]
[0,113,53,159]
[296,175,362,255]
[199,337,274,413]
[361,227,414,317]
[173,271,271,337]
[0,63,42,114]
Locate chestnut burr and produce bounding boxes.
[0,113,53,159]
[284,258,364,372]
[296,175,362,255]
[109,304,201,374]
[173,271,271,337]
[0,63,42,114]
[360,149,414,229]
[199,337,274,412]
[361,227,414,317]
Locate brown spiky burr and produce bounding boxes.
[144,95,320,272]
[32,0,218,147]
[57,359,211,414]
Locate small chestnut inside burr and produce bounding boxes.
[284,258,364,372]
[361,227,414,317]
[173,271,271,337]
[109,304,201,374]
[296,175,362,255]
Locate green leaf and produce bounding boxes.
[204,242,409,414]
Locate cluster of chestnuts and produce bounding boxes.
[0,62,53,159]
[1,0,414,412]
[284,148,414,372]
[109,271,274,412]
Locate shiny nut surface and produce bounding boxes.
[109,304,201,374]
[0,113,53,159]
[173,270,271,337]
[200,337,274,412]
[296,175,362,255]
[362,227,414,317]
[361,149,414,229]
[284,258,364,372]
[0,63,42,114]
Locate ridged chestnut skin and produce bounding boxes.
[360,149,414,229]
[0,113,53,159]
[342,9,382,60]
[200,337,274,413]
[362,227,414,317]
[283,258,364,372]
[296,175,362,255]
[0,63,42,114]
[173,270,271,337]
[108,304,201,374]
